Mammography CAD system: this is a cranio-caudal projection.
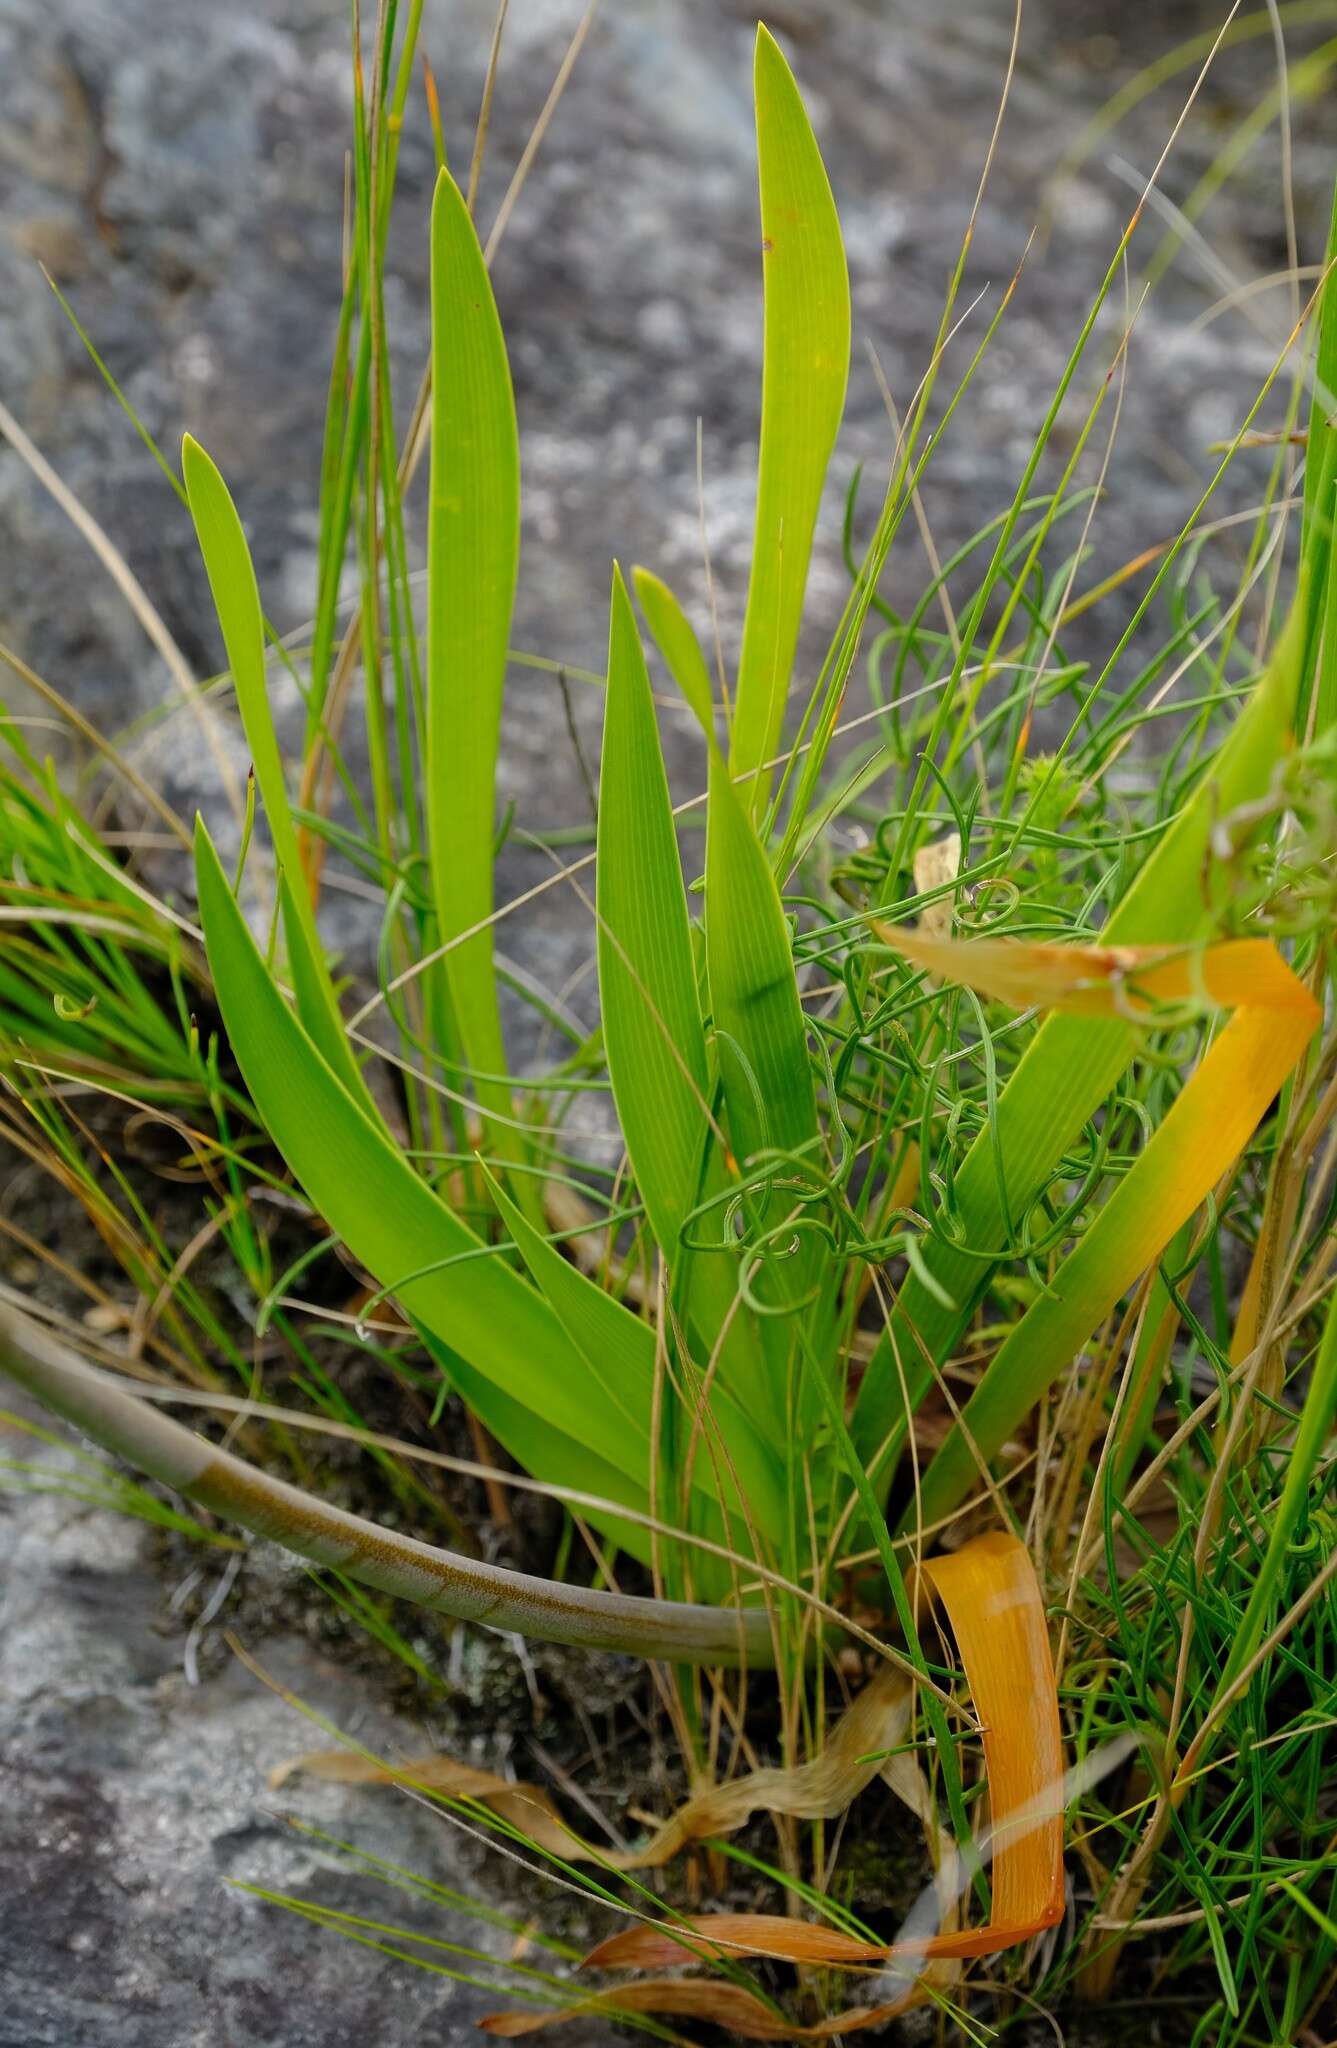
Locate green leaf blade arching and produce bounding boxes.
[182,436,303,908]
[853,600,1309,1477]
[426,165,519,1128]
[729,24,850,816]
[194,819,652,1506]
[181,434,376,1121]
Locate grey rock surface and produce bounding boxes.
[1,2,1332,2043]
[2,0,1328,932]
[0,1403,616,2048]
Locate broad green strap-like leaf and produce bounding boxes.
[705,743,819,1175]
[597,569,716,1270]
[486,1176,786,1573]
[278,872,376,1114]
[632,566,716,735]
[194,818,653,1500]
[415,1328,653,1565]
[596,571,776,1440]
[853,602,1307,1473]
[729,25,850,816]
[426,166,518,1129]
[705,730,826,1433]
[181,436,377,1121]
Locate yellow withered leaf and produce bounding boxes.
[867,923,1321,1533]
[870,927,1311,1023]
[270,1661,912,1875]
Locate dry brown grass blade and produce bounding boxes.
[479,1978,923,2039]
[584,1915,885,1973]
[269,1748,597,1862]
[273,1661,911,1873]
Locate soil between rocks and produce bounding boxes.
[1,1,1332,2042]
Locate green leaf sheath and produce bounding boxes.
[484,1175,786,1571]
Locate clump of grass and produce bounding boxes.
[1,4,1335,2042]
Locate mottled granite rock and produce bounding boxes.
[0,1404,617,2048]
[1,0,1324,869]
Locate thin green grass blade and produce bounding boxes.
[853,597,1307,1473]
[426,166,518,1132]
[632,566,716,735]
[1299,174,1337,732]
[194,818,652,1498]
[1213,1289,1337,1704]
[729,25,849,815]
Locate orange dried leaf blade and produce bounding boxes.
[870,927,1311,1020]
[271,1665,910,1876]
[870,923,1321,1534]
[584,1915,886,1973]
[913,986,1322,1532]
[482,1983,928,2039]
[481,1980,925,2039]
[481,1980,801,2039]
[584,1534,1064,1979]
[918,1531,1065,1940]
[268,1748,597,1862]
